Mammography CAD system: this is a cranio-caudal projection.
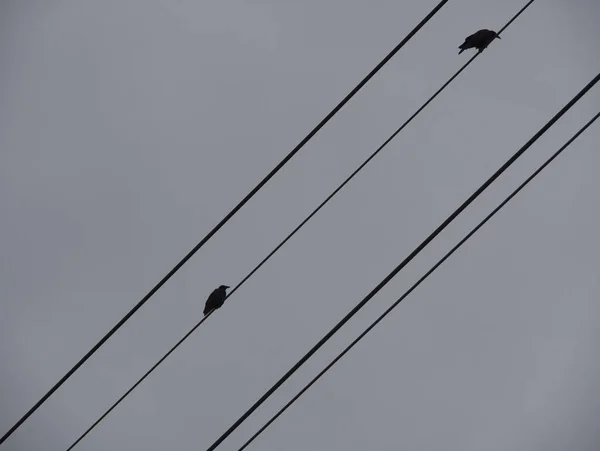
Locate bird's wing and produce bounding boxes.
[204,291,215,306]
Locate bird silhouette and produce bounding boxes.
[458,29,500,54]
[203,285,230,315]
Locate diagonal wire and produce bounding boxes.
[237,109,600,451]
[64,311,215,451]
[205,3,544,450]
[205,69,599,451]
[62,2,537,450]
[216,3,534,307]
[0,0,451,445]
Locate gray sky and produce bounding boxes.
[1,0,599,450]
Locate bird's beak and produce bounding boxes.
[496,35,501,39]
[225,286,230,289]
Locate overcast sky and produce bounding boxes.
[1,1,600,450]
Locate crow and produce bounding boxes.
[458,29,500,54]
[203,285,230,315]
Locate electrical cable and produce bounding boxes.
[0,1,450,445]
[203,71,600,451]
[61,3,539,449]
[237,109,600,451]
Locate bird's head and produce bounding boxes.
[218,285,230,290]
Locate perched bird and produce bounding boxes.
[458,29,500,54]
[203,285,230,315]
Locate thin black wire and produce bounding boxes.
[61,3,536,450]
[205,3,542,450]
[205,70,600,451]
[224,0,535,307]
[237,110,600,451]
[68,49,473,451]
[64,311,214,451]
[0,1,450,445]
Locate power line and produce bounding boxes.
[237,109,600,451]
[0,1,450,445]
[61,3,536,449]
[204,70,600,451]
[64,311,214,451]
[223,1,536,308]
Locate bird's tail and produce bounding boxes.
[458,48,465,55]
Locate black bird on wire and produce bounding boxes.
[458,29,500,54]
[203,285,230,315]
